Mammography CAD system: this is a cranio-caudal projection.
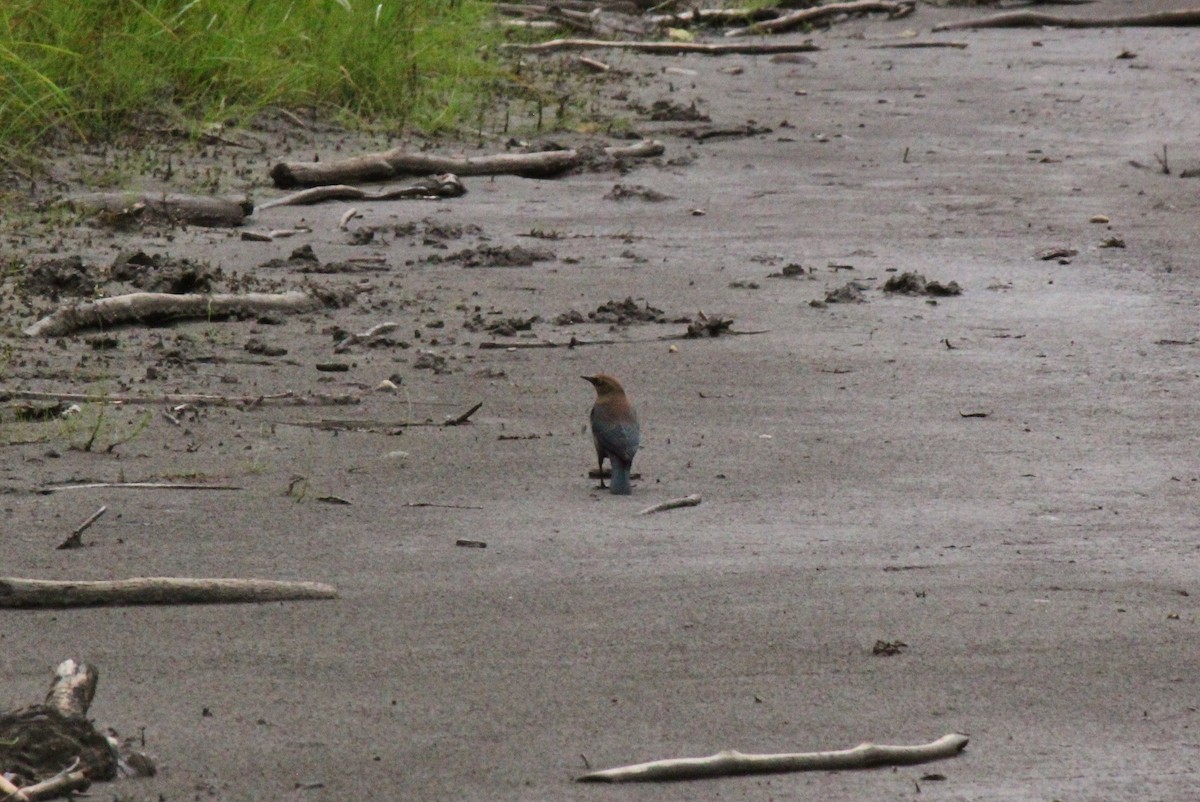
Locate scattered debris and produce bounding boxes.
[1099,236,1126,248]
[455,539,488,548]
[826,282,870,303]
[1036,246,1078,262]
[110,250,218,294]
[432,244,555,268]
[605,184,675,202]
[882,272,962,297]
[22,256,97,300]
[873,639,908,656]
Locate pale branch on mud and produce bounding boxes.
[0,577,339,608]
[38,482,242,493]
[933,7,1200,31]
[639,493,702,515]
[3,389,360,408]
[726,0,915,37]
[270,141,663,188]
[506,38,821,55]
[23,290,322,337]
[257,174,466,210]
[577,733,970,782]
[2,766,90,802]
[59,192,252,228]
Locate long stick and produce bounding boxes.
[933,7,1200,31]
[3,389,359,408]
[0,577,338,608]
[727,0,914,37]
[506,38,821,55]
[577,733,969,782]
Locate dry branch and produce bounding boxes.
[639,493,702,515]
[257,174,466,210]
[649,7,781,26]
[3,389,359,408]
[270,142,663,188]
[507,38,821,55]
[577,733,969,782]
[24,290,321,337]
[727,0,915,36]
[0,577,338,608]
[60,192,251,228]
[334,321,400,352]
[933,7,1200,30]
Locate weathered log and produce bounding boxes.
[726,0,915,36]
[506,38,821,55]
[577,733,970,782]
[933,7,1200,30]
[23,290,321,337]
[0,577,338,608]
[60,192,251,227]
[269,142,663,188]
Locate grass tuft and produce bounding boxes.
[0,0,503,161]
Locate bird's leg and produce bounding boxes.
[596,455,608,488]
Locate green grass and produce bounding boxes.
[0,0,503,161]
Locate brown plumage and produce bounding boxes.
[582,374,640,495]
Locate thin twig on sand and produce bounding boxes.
[0,576,338,608]
[56,506,107,550]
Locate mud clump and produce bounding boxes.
[882,272,962,297]
[23,256,96,299]
[111,250,217,294]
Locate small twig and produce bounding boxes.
[639,494,702,515]
[56,506,107,550]
[402,502,485,510]
[444,402,483,426]
[338,207,360,230]
[1154,144,1170,175]
[333,321,400,353]
[39,482,241,494]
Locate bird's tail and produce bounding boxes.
[609,462,632,495]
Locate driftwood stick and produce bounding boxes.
[639,493,702,515]
[0,773,28,801]
[933,7,1200,30]
[649,7,781,26]
[23,290,321,337]
[257,174,466,210]
[3,389,359,408]
[0,577,339,608]
[39,482,241,493]
[507,38,821,55]
[56,506,107,550]
[11,766,90,801]
[270,143,663,188]
[868,41,968,49]
[727,0,915,36]
[577,733,970,782]
[60,192,251,228]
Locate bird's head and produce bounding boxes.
[582,374,627,399]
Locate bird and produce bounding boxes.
[582,374,640,495]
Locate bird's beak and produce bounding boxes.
[581,375,596,384]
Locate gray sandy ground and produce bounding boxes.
[3,2,1200,799]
